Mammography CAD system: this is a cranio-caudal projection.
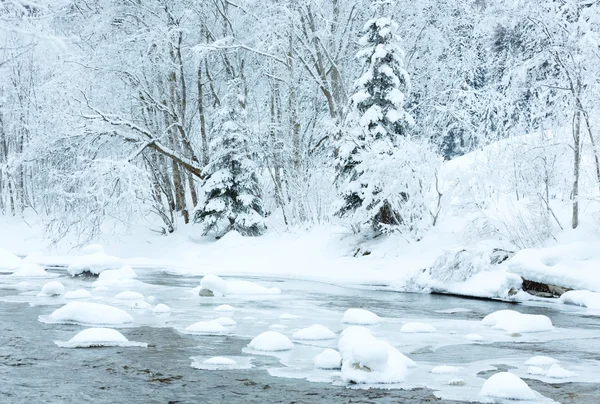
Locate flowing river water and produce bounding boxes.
[1,268,599,403]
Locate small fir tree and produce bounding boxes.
[194,80,267,238]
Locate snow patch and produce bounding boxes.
[46,302,133,325]
[55,327,146,348]
[38,281,65,297]
[314,348,342,369]
[480,372,537,400]
[292,324,336,341]
[248,331,294,351]
[341,308,382,325]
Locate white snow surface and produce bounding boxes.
[67,251,124,276]
[280,313,301,320]
[11,262,55,278]
[184,320,227,335]
[314,348,342,369]
[292,324,336,341]
[199,274,281,296]
[341,308,382,325]
[560,290,600,310]
[525,356,559,366]
[400,322,437,333]
[0,248,22,271]
[215,317,237,327]
[55,327,146,348]
[152,304,171,314]
[480,372,537,400]
[248,331,294,351]
[190,356,253,371]
[39,281,65,296]
[215,304,235,312]
[431,365,463,374]
[64,289,92,299]
[482,310,553,333]
[203,357,237,366]
[46,302,134,325]
[115,291,144,300]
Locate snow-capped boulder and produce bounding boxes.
[248,331,294,351]
[292,324,336,341]
[198,274,281,296]
[214,317,237,327]
[214,304,235,312]
[525,356,559,367]
[153,304,171,314]
[39,281,65,297]
[55,327,146,348]
[64,289,92,299]
[400,322,436,333]
[314,348,342,369]
[204,357,237,366]
[546,364,577,379]
[480,372,536,400]
[560,290,600,310]
[67,252,123,277]
[465,333,485,342]
[185,320,227,335]
[0,248,22,271]
[47,302,133,325]
[482,309,553,333]
[341,308,382,325]
[93,265,138,287]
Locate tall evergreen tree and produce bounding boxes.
[194,80,267,238]
[335,17,418,235]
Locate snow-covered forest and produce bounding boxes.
[2,0,600,246]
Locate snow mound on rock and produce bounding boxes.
[55,327,146,348]
[0,248,22,271]
[560,290,600,310]
[400,322,436,333]
[314,348,342,369]
[465,333,485,342]
[38,281,65,297]
[214,317,237,327]
[115,291,144,300]
[546,364,577,379]
[480,372,536,400]
[190,356,253,371]
[46,302,133,325]
[199,274,281,296]
[129,301,153,310]
[482,309,553,333]
[67,252,123,276]
[11,263,56,278]
[153,304,171,314]
[93,265,138,287]
[248,331,294,351]
[292,324,336,341]
[203,357,237,366]
[64,289,92,299]
[338,326,413,384]
[215,304,235,312]
[431,365,462,374]
[525,356,559,366]
[185,320,227,335]
[341,308,382,325]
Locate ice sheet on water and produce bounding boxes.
[115,291,144,300]
[401,322,437,333]
[64,289,91,299]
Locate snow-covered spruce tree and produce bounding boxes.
[194,80,267,238]
[335,17,437,236]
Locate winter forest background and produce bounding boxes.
[2,0,600,248]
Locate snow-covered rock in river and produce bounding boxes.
[314,348,342,369]
[465,333,485,342]
[64,289,92,299]
[198,274,281,296]
[248,331,294,351]
[341,308,382,325]
[67,251,123,277]
[338,326,414,384]
[47,302,133,325]
[560,290,600,310]
[153,304,171,314]
[0,248,22,271]
[55,327,146,348]
[546,364,577,379]
[292,324,336,341]
[480,372,537,400]
[400,322,436,333]
[482,309,553,333]
[38,281,65,297]
[525,356,559,367]
[11,263,55,278]
[92,265,137,287]
[129,301,153,310]
[431,365,463,374]
[115,291,144,300]
[214,304,235,312]
[185,320,227,335]
[203,357,237,366]
[214,317,237,327]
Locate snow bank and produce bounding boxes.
[64,289,92,299]
[67,252,124,276]
[47,302,133,325]
[560,290,600,310]
[400,322,436,333]
[0,248,22,271]
[184,320,227,335]
[55,327,146,348]
[480,372,536,400]
[509,241,600,292]
[341,308,382,325]
[115,291,144,300]
[314,348,341,369]
[248,331,294,351]
[153,304,171,314]
[482,310,553,333]
[38,281,64,297]
[199,274,281,296]
[11,263,56,278]
[338,326,414,384]
[292,324,336,341]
